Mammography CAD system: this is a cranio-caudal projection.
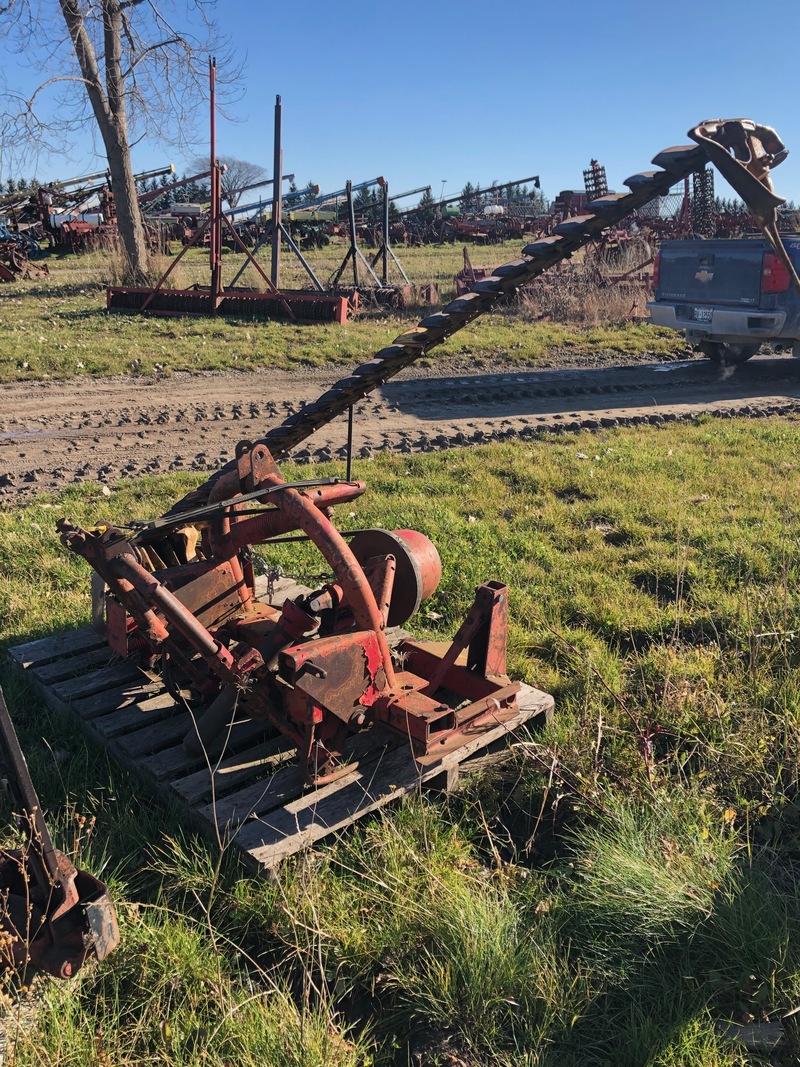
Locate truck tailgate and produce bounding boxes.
[657,240,764,307]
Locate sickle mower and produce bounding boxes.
[57,441,519,786]
[46,122,797,815]
[54,120,794,795]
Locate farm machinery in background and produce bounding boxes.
[107,61,436,321]
[107,64,353,323]
[56,119,793,788]
[395,176,544,246]
[451,155,759,304]
[0,164,177,270]
[0,223,50,282]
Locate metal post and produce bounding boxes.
[271,95,283,289]
[346,404,354,481]
[369,177,410,287]
[346,180,359,287]
[209,58,222,314]
[381,179,389,285]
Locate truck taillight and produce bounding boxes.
[652,250,660,289]
[761,251,791,294]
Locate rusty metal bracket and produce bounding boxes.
[0,687,119,977]
[689,119,800,292]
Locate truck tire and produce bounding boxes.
[698,342,759,364]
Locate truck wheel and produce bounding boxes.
[698,342,758,364]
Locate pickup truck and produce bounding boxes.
[647,236,800,362]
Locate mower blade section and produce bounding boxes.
[83,886,121,962]
[162,122,735,519]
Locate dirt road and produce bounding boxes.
[2,354,800,500]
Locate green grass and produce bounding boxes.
[0,245,684,381]
[1,420,800,1063]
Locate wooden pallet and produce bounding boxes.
[7,592,553,873]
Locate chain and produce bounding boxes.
[249,553,333,600]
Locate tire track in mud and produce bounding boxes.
[2,354,800,501]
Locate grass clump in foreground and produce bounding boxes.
[1,418,800,1063]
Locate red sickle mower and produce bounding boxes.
[52,119,794,804]
[57,442,520,786]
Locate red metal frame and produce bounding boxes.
[106,60,351,326]
[57,441,519,785]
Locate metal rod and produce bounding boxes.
[370,179,411,286]
[382,180,389,285]
[294,176,385,215]
[398,174,542,218]
[139,215,211,312]
[347,180,359,288]
[138,168,211,206]
[278,223,324,291]
[346,404,354,481]
[209,57,222,315]
[227,183,318,220]
[261,527,370,545]
[219,212,294,315]
[0,685,61,892]
[388,244,410,285]
[337,180,381,288]
[271,95,283,288]
[228,212,324,291]
[225,172,295,205]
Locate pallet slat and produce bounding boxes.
[71,679,165,720]
[198,729,400,830]
[170,735,294,806]
[9,626,106,669]
[91,693,178,739]
[8,621,553,872]
[52,661,144,701]
[236,689,551,870]
[35,646,119,685]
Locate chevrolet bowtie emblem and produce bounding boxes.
[695,269,714,283]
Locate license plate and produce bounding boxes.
[692,306,713,323]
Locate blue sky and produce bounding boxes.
[3,0,800,206]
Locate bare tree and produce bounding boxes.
[0,1,234,281]
[192,156,268,209]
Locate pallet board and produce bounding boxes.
[7,583,553,872]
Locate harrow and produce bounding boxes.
[55,122,790,797]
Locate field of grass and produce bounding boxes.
[0,244,684,382]
[0,419,799,1064]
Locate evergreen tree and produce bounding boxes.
[417,187,436,222]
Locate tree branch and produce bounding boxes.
[58,0,113,128]
[121,35,185,79]
[24,75,95,107]
[102,0,124,122]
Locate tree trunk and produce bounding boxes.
[104,133,150,281]
[59,0,150,282]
